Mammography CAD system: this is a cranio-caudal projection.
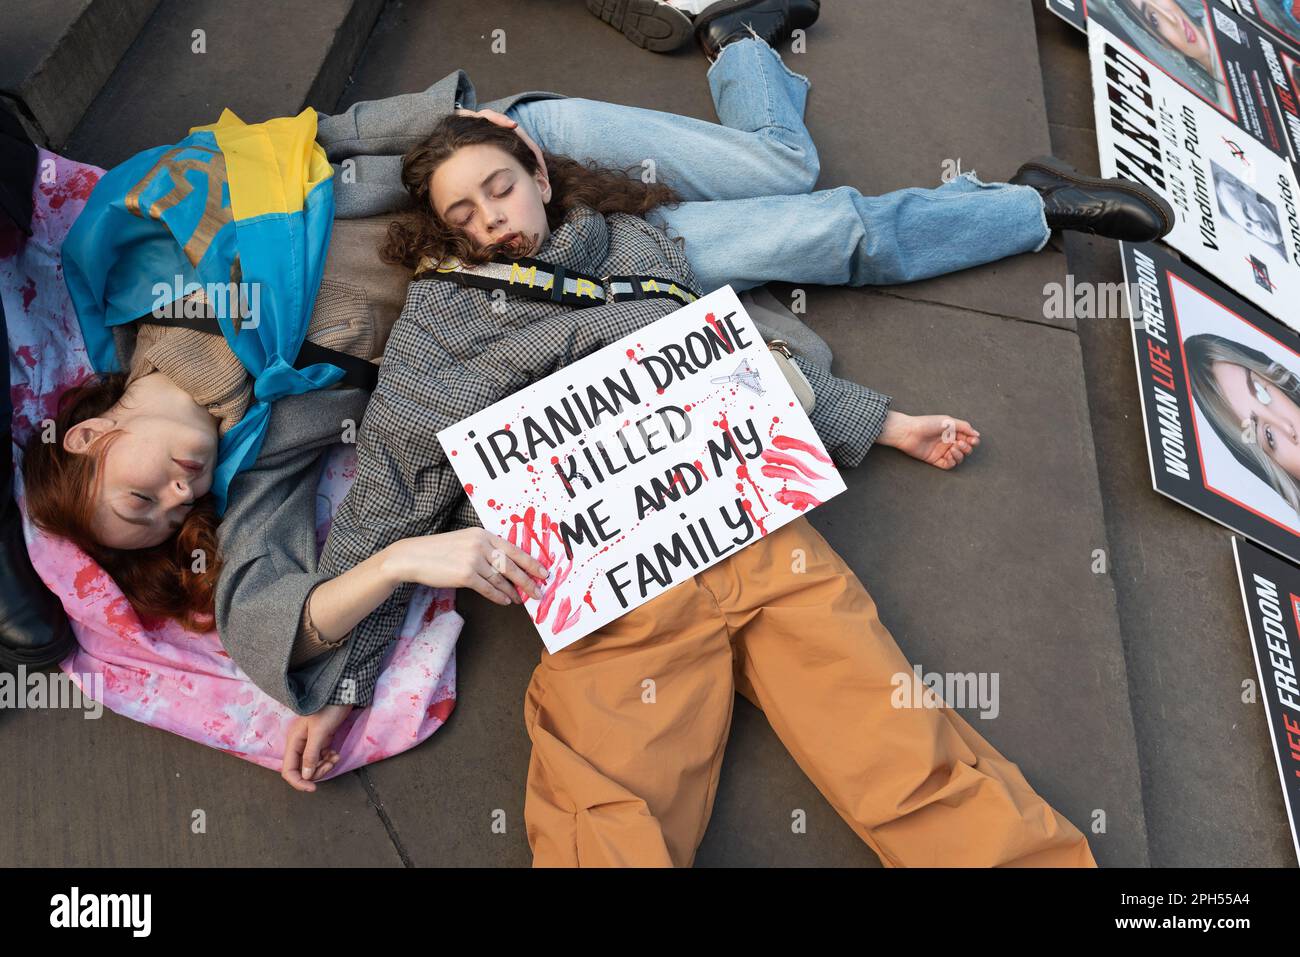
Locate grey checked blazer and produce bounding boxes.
[318,204,891,708]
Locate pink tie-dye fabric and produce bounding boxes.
[0,149,459,777]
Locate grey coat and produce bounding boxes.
[213,386,372,714]
[316,69,565,220]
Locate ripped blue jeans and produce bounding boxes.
[506,35,1049,294]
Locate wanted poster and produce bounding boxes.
[436,285,846,653]
[1094,18,1300,325]
[1055,0,1300,161]
[1124,240,1300,562]
[1231,535,1300,863]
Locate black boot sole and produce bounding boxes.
[1016,154,1176,238]
[586,0,695,52]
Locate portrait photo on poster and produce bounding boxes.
[1212,159,1291,261]
[1090,0,1234,112]
[1125,240,1300,565]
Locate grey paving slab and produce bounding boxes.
[64,0,382,170]
[0,687,402,866]
[0,0,159,146]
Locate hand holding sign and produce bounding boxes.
[437,285,848,652]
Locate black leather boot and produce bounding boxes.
[1009,156,1175,243]
[586,0,695,52]
[0,297,75,672]
[695,0,820,59]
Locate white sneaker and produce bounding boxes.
[585,0,696,52]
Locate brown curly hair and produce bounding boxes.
[21,372,223,632]
[381,113,685,270]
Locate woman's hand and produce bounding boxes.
[382,527,551,606]
[454,107,547,179]
[878,411,980,470]
[281,704,352,792]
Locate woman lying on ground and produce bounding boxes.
[21,111,977,792]
[292,113,1097,867]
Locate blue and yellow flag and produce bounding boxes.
[63,108,339,514]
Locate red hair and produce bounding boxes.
[21,372,222,632]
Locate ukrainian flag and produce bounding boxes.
[63,108,340,514]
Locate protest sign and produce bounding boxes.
[1231,535,1300,863]
[1094,17,1300,326]
[1123,240,1300,562]
[437,285,846,653]
[1055,0,1300,162]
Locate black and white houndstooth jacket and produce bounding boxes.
[319,203,891,707]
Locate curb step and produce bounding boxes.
[64,0,384,170]
[1,0,161,148]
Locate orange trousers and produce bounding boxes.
[522,515,1096,867]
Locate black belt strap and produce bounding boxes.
[414,254,699,309]
[138,305,378,391]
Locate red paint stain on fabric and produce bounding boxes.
[425,698,455,722]
[72,561,105,599]
[43,166,99,210]
[463,483,473,496]
[19,278,36,309]
[14,345,37,368]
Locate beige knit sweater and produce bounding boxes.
[125,279,379,667]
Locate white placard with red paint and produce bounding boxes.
[436,284,847,653]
